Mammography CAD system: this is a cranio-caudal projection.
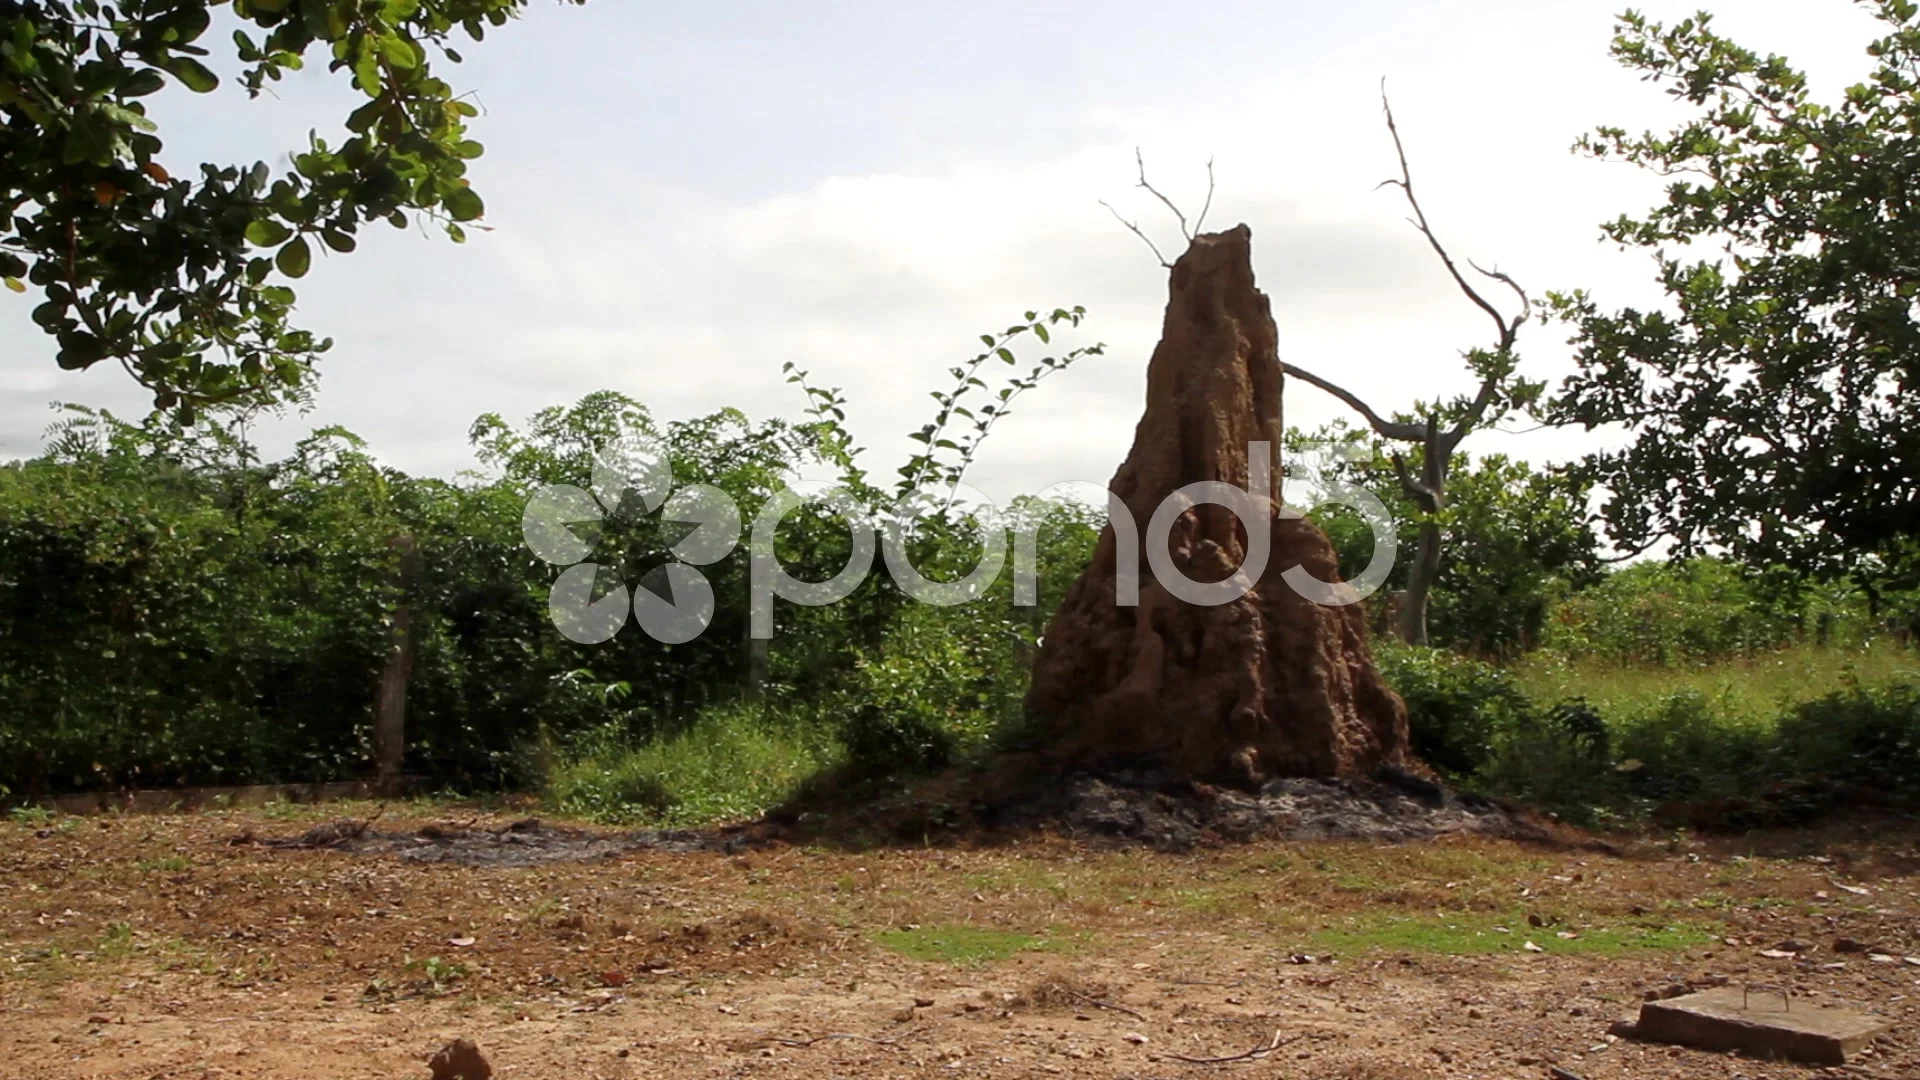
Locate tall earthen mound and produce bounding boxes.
[1025,224,1414,787]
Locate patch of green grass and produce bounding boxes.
[873,924,1071,966]
[548,703,842,826]
[95,921,136,960]
[136,855,191,873]
[1308,911,1714,958]
[1511,640,1919,728]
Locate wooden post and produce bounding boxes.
[372,534,419,798]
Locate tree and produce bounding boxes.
[1548,3,1920,598]
[1300,422,1601,656]
[1276,88,1543,645]
[0,0,583,420]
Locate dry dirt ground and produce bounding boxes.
[3,802,1919,1080]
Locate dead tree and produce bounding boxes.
[1280,86,1536,646]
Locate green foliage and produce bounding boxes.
[1306,425,1600,656]
[0,0,584,413]
[1550,3,1920,579]
[1373,644,1533,778]
[782,306,1103,504]
[545,704,842,826]
[1378,632,1920,825]
[0,391,818,794]
[1775,681,1920,793]
[1543,557,1866,665]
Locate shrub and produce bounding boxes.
[1543,557,1864,665]
[1374,645,1533,778]
[1773,682,1920,793]
[546,704,840,826]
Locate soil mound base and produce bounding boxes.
[964,769,1540,852]
[250,771,1539,865]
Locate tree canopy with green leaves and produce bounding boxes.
[1549,2,1920,586]
[0,0,581,421]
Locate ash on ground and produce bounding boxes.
[252,817,763,867]
[975,769,1543,852]
[250,768,1542,867]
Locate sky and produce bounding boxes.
[0,0,1892,505]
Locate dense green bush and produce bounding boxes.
[0,383,1104,807]
[1378,641,1920,826]
[1309,440,1601,658]
[1543,558,1867,665]
[1373,645,1533,778]
[1774,682,1920,794]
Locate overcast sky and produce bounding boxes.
[0,1,1889,502]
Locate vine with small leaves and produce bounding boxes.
[781,306,1103,524]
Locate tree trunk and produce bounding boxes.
[1398,520,1441,647]
[372,534,419,798]
[1394,424,1447,648]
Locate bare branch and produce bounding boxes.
[1099,199,1172,268]
[1133,146,1191,241]
[1598,535,1664,564]
[1192,157,1217,237]
[1378,80,1523,354]
[1281,361,1425,442]
[1469,258,1530,334]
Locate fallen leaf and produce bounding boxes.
[447,936,476,947]
[1523,941,1545,953]
[1758,949,1796,959]
[1835,882,1870,896]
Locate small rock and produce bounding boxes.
[427,1038,492,1080]
[1123,1032,1149,1045]
[1834,938,1872,954]
[1468,1008,1485,1020]
[913,997,934,1008]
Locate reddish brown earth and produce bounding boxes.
[3,803,1919,1079]
[1026,225,1410,787]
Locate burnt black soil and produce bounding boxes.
[247,769,1545,867]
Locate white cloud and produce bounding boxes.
[0,0,1892,507]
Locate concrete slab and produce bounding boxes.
[1633,985,1892,1065]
